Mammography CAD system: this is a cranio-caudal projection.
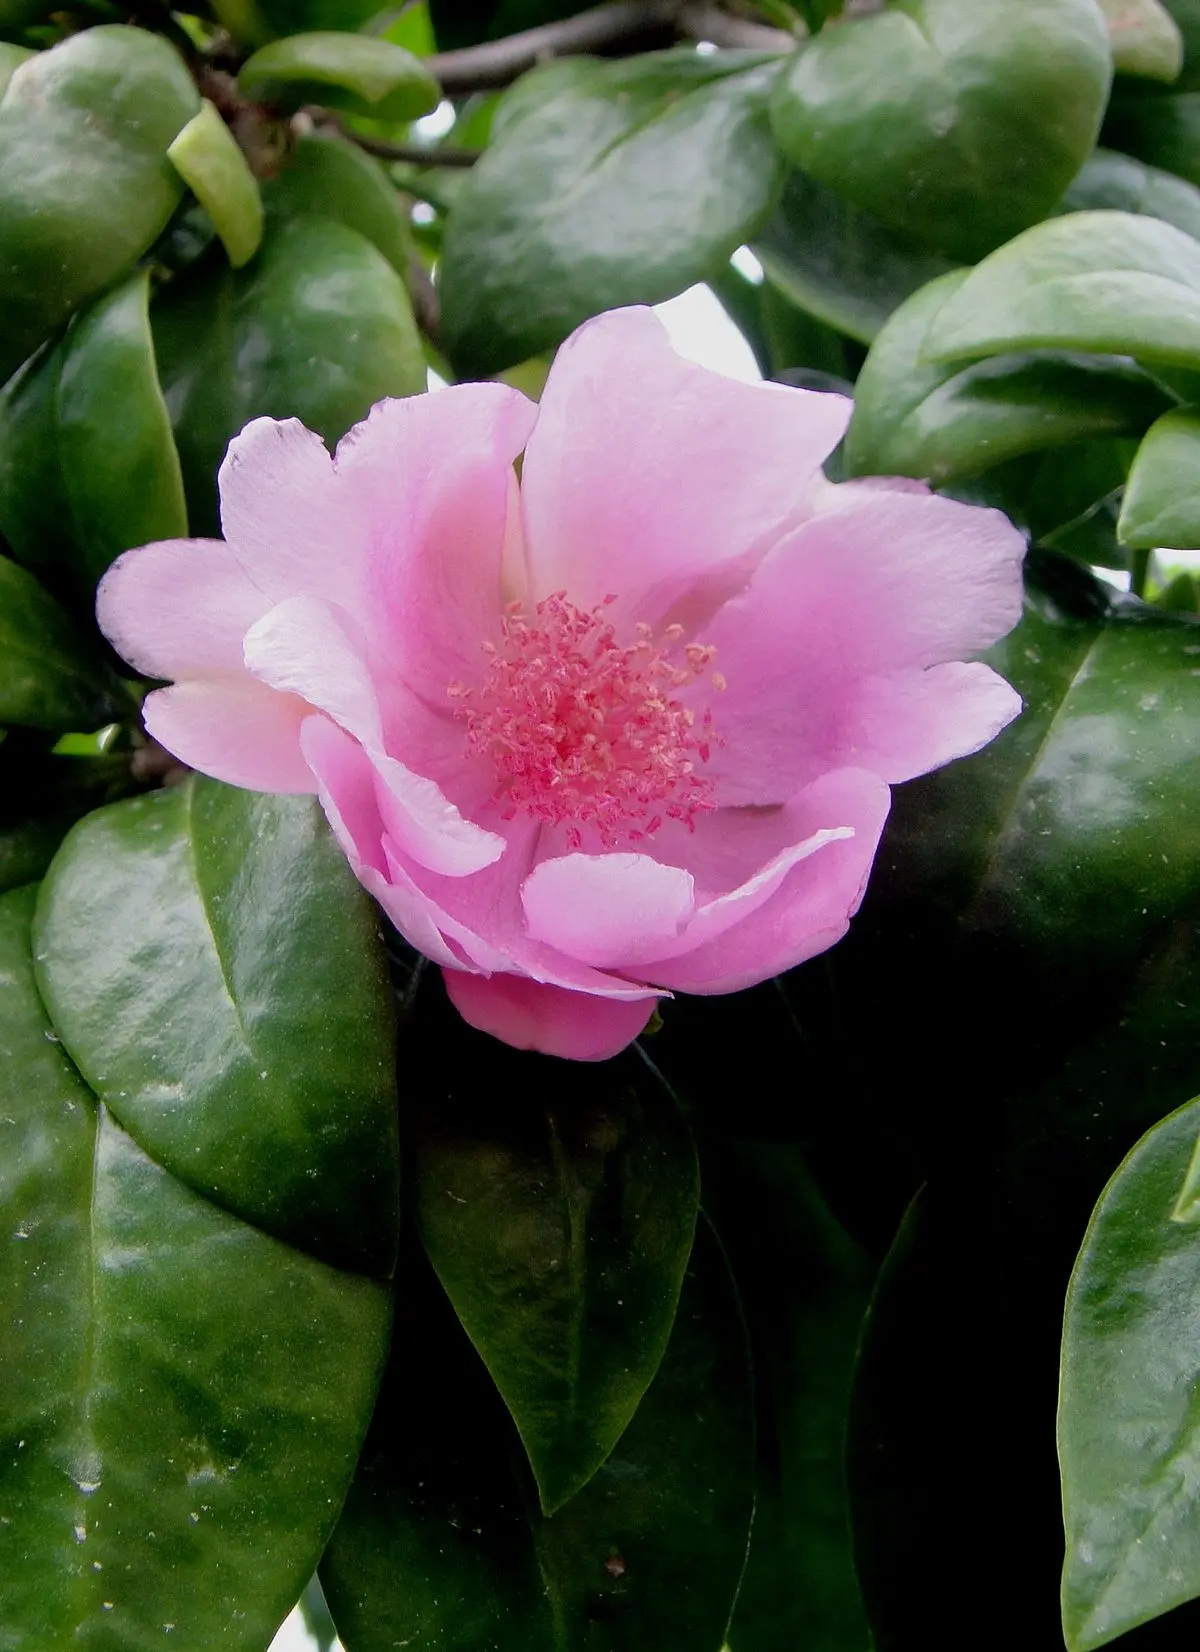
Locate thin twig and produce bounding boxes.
[350,132,481,167]
[676,1,793,48]
[424,0,682,92]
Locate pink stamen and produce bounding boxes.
[452,592,722,849]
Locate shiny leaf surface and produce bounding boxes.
[440,49,785,375]
[321,1218,752,1652]
[167,99,263,269]
[770,0,1111,261]
[33,778,399,1274]
[1119,404,1200,546]
[1060,1096,1200,1649]
[261,132,414,276]
[238,33,439,121]
[0,556,121,730]
[1058,146,1200,239]
[0,884,391,1651]
[1099,0,1184,79]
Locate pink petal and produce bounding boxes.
[242,595,382,747]
[520,308,851,628]
[838,662,1023,784]
[700,482,1026,804]
[644,768,891,994]
[333,384,538,701]
[521,853,696,969]
[371,748,505,878]
[97,539,271,679]
[442,970,658,1061]
[143,680,314,792]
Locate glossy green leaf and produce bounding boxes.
[1105,84,1200,187]
[1060,1095,1200,1649]
[213,0,388,46]
[769,0,1111,262]
[0,556,121,730]
[33,777,399,1274]
[153,214,425,534]
[262,132,414,276]
[238,33,439,121]
[0,25,199,381]
[751,168,955,345]
[1099,0,1184,79]
[926,209,1200,369]
[413,1049,699,1513]
[439,49,785,375]
[0,733,133,894]
[1058,146,1200,240]
[321,1218,752,1652]
[168,99,263,269]
[0,883,391,1650]
[1025,436,1142,567]
[0,40,31,96]
[1119,404,1200,546]
[844,267,1171,483]
[705,1141,874,1652]
[0,344,70,574]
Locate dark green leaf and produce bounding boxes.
[412,1045,698,1512]
[238,33,439,122]
[1119,404,1200,545]
[844,267,1171,483]
[0,339,69,575]
[925,209,1200,369]
[0,555,122,730]
[167,99,264,269]
[1099,0,1184,80]
[1060,1095,1200,1649]
[152,214,425,535]
[769,0,1111,261]
[33,777,399,1274]
[1058,146,1200,240]
[0,883,391,1650]
[262,131,415,276]
[439,49,785,376]
[1106,85,1200,187]
[751,168,956,346]
[0,25,199,380]
[213,0,390,47]
[321,1217,753,1652]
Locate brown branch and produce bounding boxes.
[675,2,793,48]
[424,0,683,92]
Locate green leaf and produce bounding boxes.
[262,131,415,276]
[844,267,1172,483]
[0,25,199,381]
[412,1040,699,1513]
[152,214,426,535]
[0,555,121,730]
[238,33,439,122]
[1058,146,1200,241]
[168,98,264,269]
[1119,404,1200,545]
[1059,1095,1200,1649]
[213,0,389,45]
[706,1141,874,1652]
[321,1217,752,1652]
[1099,0,1184,80]
[439,48,785,376]
[0,41,32,96]
[751,168,956,345]
[33,777,399,1274]
[0,883,391,1650]
[925,209,1200,370]
[1105,85,1200,188]
[769,0,1111,262]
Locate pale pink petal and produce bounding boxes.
[97,539,271,679]
[644,769,891,993]
[371,748,505,878]
[521,853,696,969]
[520,308,851,627]
[442,970,659,1062]
[699,483,1026,804]
[837,662,1022,784]
[143,680,314,792]
[243,595,382,747]
[217,418,361,614]
[333,384,537,701]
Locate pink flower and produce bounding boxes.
[97,308,1024,1061]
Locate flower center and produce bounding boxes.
[450,592,723,849]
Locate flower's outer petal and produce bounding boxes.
[700,484,1026,804]
[371,748,506,878]
[97,539,272,679]
[442,970,659,1062]
[841,662,1022,784]
[645,768,891,994]
[243,595,383,747]
[300,714,478,972]
[333,384,538,700]
[520,307,851,626]
[217,417,359,613]
[521,853,697,969]
[143,680,315,792]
